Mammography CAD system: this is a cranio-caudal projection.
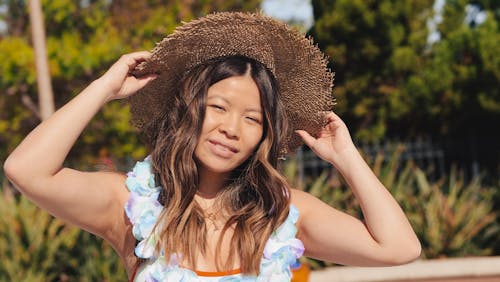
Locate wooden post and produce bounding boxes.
[29,0,55,120]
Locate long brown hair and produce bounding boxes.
[150,56,290,274]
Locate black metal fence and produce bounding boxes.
[291,137,477,182]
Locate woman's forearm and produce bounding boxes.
[334,147,421,260]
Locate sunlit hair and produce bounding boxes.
[150,56,290,275]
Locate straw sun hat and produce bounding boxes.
[129,12,335,154]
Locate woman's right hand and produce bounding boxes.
[97,51,157,101]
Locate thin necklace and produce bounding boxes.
[206,211,220,231]
[196,194,223,231]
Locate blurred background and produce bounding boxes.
[0,0,499,281]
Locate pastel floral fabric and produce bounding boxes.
[125,157,305,281]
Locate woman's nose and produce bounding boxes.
[218,114,240,139]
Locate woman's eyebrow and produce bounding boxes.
[245,108,262,114]
[208,95,261,113]
[207,95,229,103]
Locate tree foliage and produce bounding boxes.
[0,0,261,170]
[0,1,261,279]
[311,0,435,141]
[311,1,500,136]
[310,0,500,172]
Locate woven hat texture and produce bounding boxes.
[129,12,335,153]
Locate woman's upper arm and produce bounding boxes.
[6,166,130,241]
[291,189,413,266]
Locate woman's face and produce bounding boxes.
[194,74,264,175]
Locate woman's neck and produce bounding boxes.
[197,168,230,198]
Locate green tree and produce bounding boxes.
[406,0,500,170]
[0,0,261,170]
[310,0,434,141]
[311,1,499,135]
[310,0,500,172]
[0,1,261,280]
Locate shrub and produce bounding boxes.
[283,147,499,268]
[0,185,79,281]
[0,182,127,281]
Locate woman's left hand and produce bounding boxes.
[97,51,157,102]
[295,112,356,166]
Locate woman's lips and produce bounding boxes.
[208,139,239,158]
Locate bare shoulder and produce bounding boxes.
[289,188,312,201]
[289,188,329,230]
[289,188,324,214]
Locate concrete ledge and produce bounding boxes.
[310,257,500,282]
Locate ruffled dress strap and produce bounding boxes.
[260,204,304,280]
[124,157,202,281]
[124,156,163,259]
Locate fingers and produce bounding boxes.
[134,73,158,87]
[322,111,347,130]
[295,130,316,148]
[118,51,152,71]
[99,51,156,99]
[127,51,153,59]
[121,51,153,61]
[295,111,343,144]
[322,111,340,122]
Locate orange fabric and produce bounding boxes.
[195,268,242,277]
[291,264,311,282]
[131,262,241,280]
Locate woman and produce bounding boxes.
[4,12,420,281]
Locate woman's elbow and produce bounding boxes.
[3,155,30,192]
[388,240,422,265]
[4,155,20,183]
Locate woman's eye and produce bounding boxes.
[246,116,262,124]
[210,105,225,111]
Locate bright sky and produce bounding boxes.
[427,0,487,45]
[0,4,6,33]
[261,0,314,29]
